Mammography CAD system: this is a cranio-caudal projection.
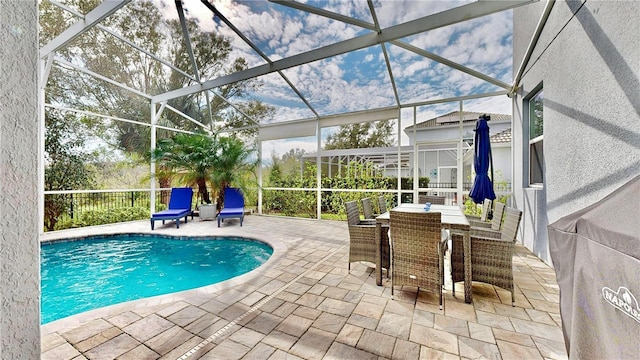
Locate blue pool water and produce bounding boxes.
[41,234,273,324]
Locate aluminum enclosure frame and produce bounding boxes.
[37,0,548,224]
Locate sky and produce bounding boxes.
[156,0,515,158]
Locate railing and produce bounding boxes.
[45,190,167,219]
[44,182,512,230]
[43,189,185,231]
[427,182,512,192]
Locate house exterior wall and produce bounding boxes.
[406,120,511,144]
[491,144,512,185]
[513,1,640,265]
[407,120,512,188]
[0,0,41,357]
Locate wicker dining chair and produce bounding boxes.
[466,198,492,227]
[345,201,390,273]
[471,201,505,231]
[451,206,523,306]
[389,210,447,309]
[361,197,378,220]
[378,196,388,214]
[418,194,446,205]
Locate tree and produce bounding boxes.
[44,110,97,231]
[210,136,257,207]
[277,148,307,177]
[325,120,395,150]
[153,133,256,207]
[153,132,219,204]
[39,0,273,192]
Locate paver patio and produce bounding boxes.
[41,214,567,360]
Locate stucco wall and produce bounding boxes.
[513,1,640,265]
[407,120,511,144]
[0,0,41,357]
[491,145,512,184]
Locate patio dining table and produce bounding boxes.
[375,203,473,303]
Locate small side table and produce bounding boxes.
[198,204,217,221]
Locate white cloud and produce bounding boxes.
[377,0,475,28]
[153,0,514,127]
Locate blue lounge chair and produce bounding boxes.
[150,187,194,230]
[217,187,245,227]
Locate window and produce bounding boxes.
[528,88,544,185]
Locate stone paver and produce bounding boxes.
[75,326,122,352]
[41,332,68,353]
[392,338,421,360]
[228,327,265,348]
[122,314,174,343]
[324,341,377,360]
[118,344,159,360]
[532,336,569,360]
[335,323,363,347]
[145,325,195,355]
[434,314,469,337]
[242,342,277,359]
[84,333,140,360]
[458,336,501,360]
[312,312,347,334]
[468,322,495,344]
[511,317,564,341]
[40,215,566,360]
[496,339,544,359]
[41,342,81,360]
[202,339,250,360]
[289,327,336,360]
[261,330,298,351]
[357,328,396,358]
[167,305,209,328]
[376,311,411,339]
[410,324,459,355]
[107,311,142,328]
[275,314,313,337]
[61,319,113,344]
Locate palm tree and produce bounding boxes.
[153,132,219,204]
[210,135,257,207]
[153,132,256,207]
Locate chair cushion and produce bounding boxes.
[152,209,190,219]
[218,207,244,216]
[167,187,193,210]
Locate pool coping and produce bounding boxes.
[40,229,287,336]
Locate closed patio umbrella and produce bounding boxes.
[469,114,496,204]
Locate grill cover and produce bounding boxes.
[548,174,640,359]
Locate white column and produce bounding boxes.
[316,120,322,219]
[257,140,263,214]
[39,55,52,234]
[413,106,419,203]
[397,109,402,202]
[457,101,464,207]
[150,101,157,214]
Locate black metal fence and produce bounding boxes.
[45,182,512,229]
[44,190,173,220]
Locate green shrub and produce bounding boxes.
[263,160,432,217]
[463,198,482,217]
[53,207,151,230]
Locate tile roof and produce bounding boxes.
[491,128,512,143]
[405,110,512,130]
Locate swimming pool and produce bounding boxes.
[41,234,273,324]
